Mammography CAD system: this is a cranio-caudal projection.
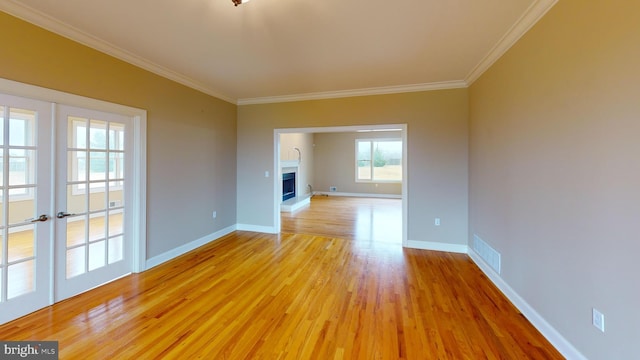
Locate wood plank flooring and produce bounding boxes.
[0,196,563,359]
[281,195,402,243]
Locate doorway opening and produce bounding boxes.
[273,124,407,246]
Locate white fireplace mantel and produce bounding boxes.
[281,160,300,168]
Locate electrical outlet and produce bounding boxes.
[329,186,337,192]
[212,211,217,219]
[592,308,605,332]
[435,218,441,226]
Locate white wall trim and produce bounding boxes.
[465,0,558,84]
[277,124,408,134]
[0,77,145,117]
[145,225,236,270]
[468,249,587,360]
[132,112,147,273]
[238,81,468,105]
[274,124,408,246]
[236,224,278,234]
[406,240,468,253]
[315,192,402,199]
[0,0,235,104]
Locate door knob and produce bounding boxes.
[56,212,76,219]
[29,214,49,222]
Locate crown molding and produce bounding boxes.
[465,0,558,85]
[0,0,236,104]
[1,0,556,105]
[237,80,468,105]
[2,0,464,106]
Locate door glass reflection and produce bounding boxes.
[66,216,86,247]
[88,241,106,271]
[108,236,123,264]
[7,227,34,263]
[7,260,34,299]
[66,247,86,279]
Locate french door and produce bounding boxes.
[0,94,134,323]
[0,94,52,324]
[55,105,132,301]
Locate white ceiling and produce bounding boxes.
[0,0,556,104]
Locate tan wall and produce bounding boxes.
[279,133,314,197]
[2,199,34,225]
[469,0,640,358]
[313,131,402,195]
[0,12,237,259]
[69,190,124,213]
[238,89,468,245]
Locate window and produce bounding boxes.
[356,139,402,182]
[70,118,125,194]
[0,107,37,199]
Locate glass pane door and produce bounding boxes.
[55,105,131,301]
[0,94,52,324]
[0,86,141,325]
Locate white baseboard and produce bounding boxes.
[236,223,278,234]
[406,239,468,253]
[468,250,587,360]
[145,225,236,270]
[315,191,402,199]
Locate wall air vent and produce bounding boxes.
[473,234,501,274]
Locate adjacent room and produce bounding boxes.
[278,128,404,244]
[0,0,638,358]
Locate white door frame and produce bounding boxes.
[0,78,147,276]
[273,124,408,246]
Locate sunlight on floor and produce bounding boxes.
[354,201,402,244]
[281,196,402,245]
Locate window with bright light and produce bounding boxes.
[0,108,37,200]
[356,139,402,182]
[71,119,125,193]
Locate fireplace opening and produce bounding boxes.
[282,172,296,201]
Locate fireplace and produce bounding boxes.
[282,172,296,201]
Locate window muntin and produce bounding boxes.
[70,118,124,194]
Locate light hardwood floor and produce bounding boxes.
[0,196,563,359]
[281,195,402,243]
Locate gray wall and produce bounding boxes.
[0,12,238,260]
[469,0,640,358]
[313,131,402,196]
[237,90,469,246]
